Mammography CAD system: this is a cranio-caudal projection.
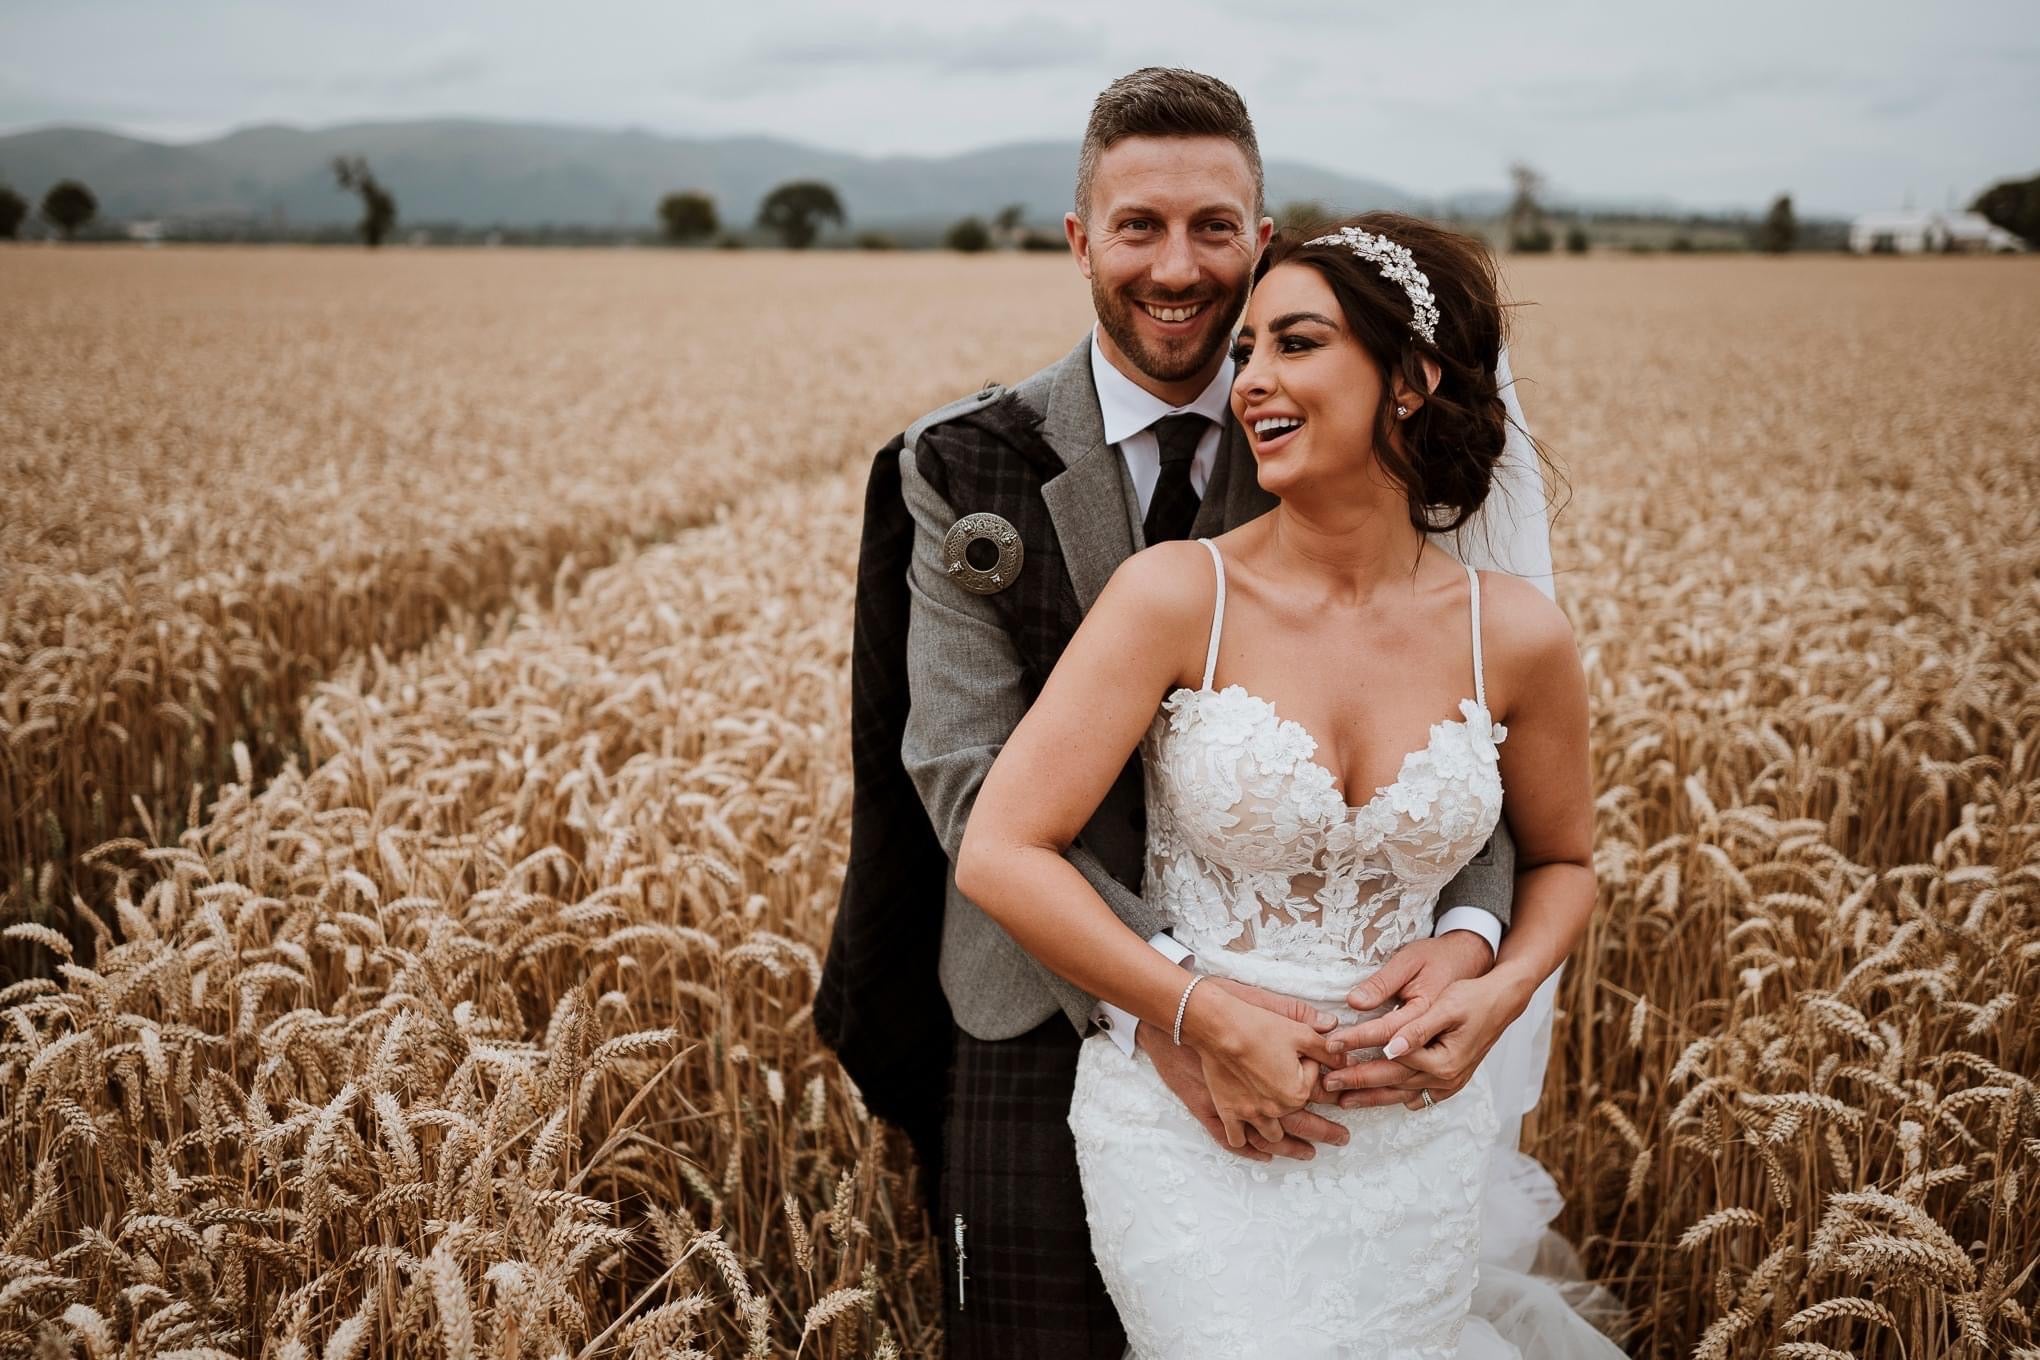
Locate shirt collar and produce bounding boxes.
[1089,325,1235,448]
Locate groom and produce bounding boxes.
[817,67,1546,1357]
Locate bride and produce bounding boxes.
[955,214,1624,1358]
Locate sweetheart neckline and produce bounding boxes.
[1163,682,1498,817]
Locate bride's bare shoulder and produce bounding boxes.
[1104,538,1221,619]
[1085,540,1224,690]
[1474,571,1582,693]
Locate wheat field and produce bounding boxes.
[1,248,1077,942]
[1,248,2036,1358]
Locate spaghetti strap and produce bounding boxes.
[1198,538,1226,691]
[1465,563,1487,710]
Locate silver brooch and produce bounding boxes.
[941,512,1024,595]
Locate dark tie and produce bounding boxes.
[1143,413,1208,545]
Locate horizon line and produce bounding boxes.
[0,112,1888,218]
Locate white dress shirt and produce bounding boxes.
[1089,328,1230,523]
[1084,329,1504,1055]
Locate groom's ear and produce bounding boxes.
[1065,212,1094,279]
[1255,215,1274,255]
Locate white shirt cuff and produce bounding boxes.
[1092,932,1192,1056]
[1433,906,1501,960]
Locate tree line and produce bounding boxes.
[658,185,1058,252]
[1495,164,1803,254]
[1,163,1016,251]
[0,180,100,239]
[9,157,2036,252]
[0,161,396,244]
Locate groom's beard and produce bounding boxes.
[1091,272,1246,386]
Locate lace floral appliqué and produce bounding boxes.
[1141,684,1506,970]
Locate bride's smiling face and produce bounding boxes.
[1231,262,1398,502]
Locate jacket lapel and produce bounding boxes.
[1205,415,1276,534]
[1034,341,1276,610]
[1037,339,1136,613]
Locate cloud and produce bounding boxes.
[1866,87,1942,119]
[0,67,187,133]
[1484,66,1851,123]
[5,0,2032,212]
[1980,41,2040,65]
[757,16,1104,75]
[325,42,489,99]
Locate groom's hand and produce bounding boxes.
[1321,931,1494,1109]
[1136,979,1350,1161]
[1325,972,1528,1110]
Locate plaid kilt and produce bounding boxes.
[941,1018,1124,1359]
[813,434,956,1197]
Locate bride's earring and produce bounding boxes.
[1395,404,1410,419]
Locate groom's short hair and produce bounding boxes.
[1076,68,1264,222]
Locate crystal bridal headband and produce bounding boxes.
[1301,225,1441,346]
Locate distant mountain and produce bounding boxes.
[0,118,1426,231]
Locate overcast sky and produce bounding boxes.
[3,0,2034,215]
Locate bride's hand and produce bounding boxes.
[1325,972,1534,1109]
[1181,983,1344,1148]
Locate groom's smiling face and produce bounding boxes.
[1067,135,1270,401]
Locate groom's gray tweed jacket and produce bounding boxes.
[896,336,1516,1043]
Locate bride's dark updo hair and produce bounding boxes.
[1254,211,1510,533]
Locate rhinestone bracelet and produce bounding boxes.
[1171,973,1207,1047]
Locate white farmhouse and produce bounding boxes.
[1940,212,2027,253]
[1850,209,2027,254]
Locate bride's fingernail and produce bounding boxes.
[1384,1036,1409,1060]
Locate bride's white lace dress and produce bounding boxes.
[1067,539,1625,1359]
